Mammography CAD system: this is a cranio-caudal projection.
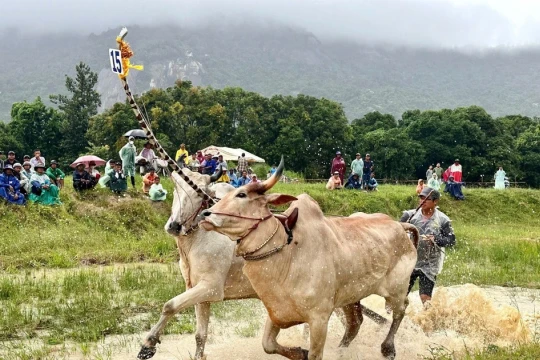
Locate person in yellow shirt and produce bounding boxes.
[175,143,189,165]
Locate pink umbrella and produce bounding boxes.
[70,155,106,169]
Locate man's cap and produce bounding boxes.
[23,155,30,159]
[366,153,371,156]
[3,164,13,170]
[50,160,57,165]
[8,151,15,155]
[334,171,340,174]
[419,187,440,200]
[115,162,122,166]
[455,158,460,162]
[34,163,46,170]
[23,161,31,167]
[13,163,22,168]
[356,153,361,156]
[76,162,85,168]
[336,151,341,155]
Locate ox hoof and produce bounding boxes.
[137,346,157,359]
[300,348,309,360]
[381,342,396,359]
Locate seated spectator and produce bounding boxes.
[366,173,379,191]
[99,159,115,188]
[345,173,362,190]
[444,175,465,200]
[416,179,425,195]
[251,174,261,184]
[142,168,158,194]
[12,163,29,195]
[108,162,128,194]
[139,142,156,175]
[0,164,26,205]
[427,173,440,191]
[5,151,18,167]
[73,163,96,191]
[149,176,167,201]
[29,163,61,205]
[46,160,65,190]
[326,171,343,190]
[23,155,31,164]
[22,161,33,178]
[216,155,230,183]
[236,170,251,187]
[88,161,101,182]
[188,154,201,172]
[228,169,238,185]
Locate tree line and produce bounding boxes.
[1,63,539,186]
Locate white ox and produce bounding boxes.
[201,160,419,360]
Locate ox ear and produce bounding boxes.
[265,193,298,206]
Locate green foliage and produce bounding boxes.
[50,62,101,164]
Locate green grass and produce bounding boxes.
[428,343,540,360]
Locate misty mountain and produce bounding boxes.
[2,23,540,121]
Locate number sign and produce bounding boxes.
[109,49,123,74]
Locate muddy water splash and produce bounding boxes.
[74,284,538,359]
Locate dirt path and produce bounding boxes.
[65,284,539,360]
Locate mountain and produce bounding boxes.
[2,23,540,121]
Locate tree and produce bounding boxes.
[351,111,397,133]
[516,124,540,187]
[9,97,62,160]
[50,62,101,162]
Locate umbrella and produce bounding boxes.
[70,155,106,169]
[123,129,147,139]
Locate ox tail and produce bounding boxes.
[400,223,419,249]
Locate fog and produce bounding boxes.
[3,0,540,47]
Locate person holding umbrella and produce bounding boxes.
[73,163,96,191]
[46,160,65,190]
[119,136,137,189]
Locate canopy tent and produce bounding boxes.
[200,146,265,163]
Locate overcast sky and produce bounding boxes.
[3,0,540,47]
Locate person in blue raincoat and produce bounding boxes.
[0,165,26,205]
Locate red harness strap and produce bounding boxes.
[209,212,274,244]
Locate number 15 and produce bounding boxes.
[109,49,123,74]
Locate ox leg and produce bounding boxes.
[262,317,309,360]
[380,296,408,360]
[338,302,363,348]
[307,315,330,360]
[194,302,211,360]
[137,283,223,360]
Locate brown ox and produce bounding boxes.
[201,160,418,360]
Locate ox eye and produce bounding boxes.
[236,192,247,198]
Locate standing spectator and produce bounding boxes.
[350,153,364,185]
[416,179,425,195]
[149,177,167,201]
[5,151,18,167]
[326,171,343,190]
[73,163,96,191]
[426,165,433,181]
[269,165,277,175]
[142,168,158,194]
[236,170,251,187]
[139,142,156,175]
[46,160,65,190]
[401,188,456,306]
[434,163,443,184]
[175,143,189,165]
[450,159,463,183]
[29,163,61,205]
[119,136,137,189]
[331,151,346,183]
[237,153,249,175]
[494,166,506,190]
[366,173,379,191]
[188,154,201,172]
[362,154,374,188]
[0,165,26,205]
[30,150,46,171]
[427,174,440,191]
[108,162,128,194]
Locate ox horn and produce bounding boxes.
[260,156,284,192]
[209,165,223,183]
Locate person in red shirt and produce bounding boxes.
[331,151,346,183]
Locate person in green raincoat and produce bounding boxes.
[149,176,167,201]
[427,173,440,191]
[108,162,128,193]
[119,136,137,189]
[99,159,115,188]
[46,160,65,190]
[29,163,61,205]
